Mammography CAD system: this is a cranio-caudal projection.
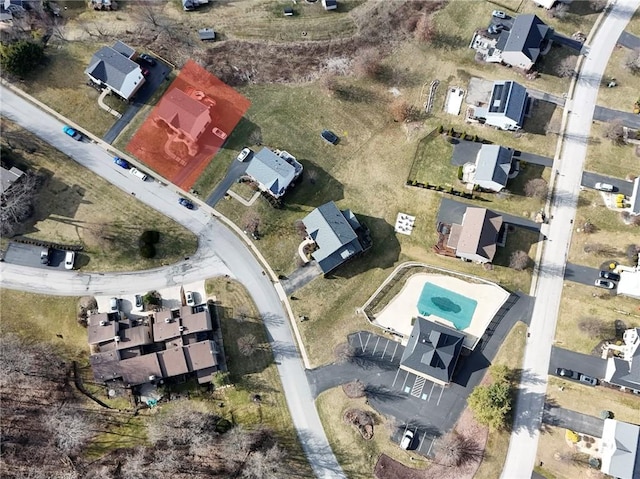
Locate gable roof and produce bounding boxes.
[183,340,218,372]
[154,89,212,140]
[631,177,640,215]
[0,166,24,194]
[85,45,144,98]
[456,207,503,261]
[112,40,135,58]
[503,14,552,64]
[488,81,528,124]
[89,350,120,381]
[245,148,297,198]
[607,328,640,390]
[152,311,181,342]
[400,317,464,384]
[601,419,640,479]
[116,324,153,349]
[303,201,364,274]
[475,145,513,189]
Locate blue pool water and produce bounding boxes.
[417,282,477,330]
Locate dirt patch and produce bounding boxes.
[343,408,374,440]
[374,454,426,479]
[342,379,366,398]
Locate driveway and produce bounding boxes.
[593,105,640,129]
[514,151,554,168]
[564,263,601,287]
[581,171,635,196]
[542,405,604,437]
[551,33,584,53]
[618,31,640,50]
[451,140,553,168]
[438,198,542,232]
[205,159,250,207]
[549,346,607,379]
[3,243,71,270]
[281,262,323,295]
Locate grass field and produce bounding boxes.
[597,45,640,112]
[583,122,638,179]
[205,277,312,475]
[1,120,197,272]
[534,426,592,479]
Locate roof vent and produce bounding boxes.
[164,318,171,323]
[148,375,156,381]
[99,320,107,326]
[113,336,120,342]
[179,326,185,332]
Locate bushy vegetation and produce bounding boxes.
[467,365,513,432]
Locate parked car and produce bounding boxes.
[129,167,148,181]
[114,157,130,169]
[579,374,598,386]
[138,53,156,66]
[64,251,75,270]
[488,23,504,34]
[40,248,50,265]
[492,10,507,19]
[186,291,195,307]
[134,294,144,312]
[594,182,614,192]
[321,129,339,145]
[109,297,119,312]
[212,127,228,140]
[599,271,621,281]
[178,198,194,209]
[595,279,615,289]
[555,368,580,379]
[400,430,414,450]
[237,147,253,162]
[62,125,82,140]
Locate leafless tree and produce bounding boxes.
[333,342,356,363]
[238,334,258,356]
[578,317,609,339]
[509,250,531,271]
[414,15,436,42]
[242,211,261,236]
[624,49,640,74]
[582,220,597,234]
[584,243,617,256]
[249,128,262,146]
[390,99,418,122]
[306,168,319,185]
[320,72,339,95]
[342,379,366,398]
[294,219,308,239]
[236,304,251,321]
[434,431,484,467]
[524,178,548,199]
[626,244,639,263]
[147,400,220,451]
[590,0,607,11]
[603,120,624,144]
[549,2,570,19]
[120,448,148,479]
[1,171,41,236]
[45,406,95,454]
[353,48,383,79]
[241,443,287,479]
[556,55,577,78]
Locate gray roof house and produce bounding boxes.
[600,419,640,479]
[605,327,640,393]
[501,14,554,71]
[473,145,514,192]
[85,42,145,101]
[245,147,303,199]
[630,177,640,216]
[447,207,503,263]
[400,317,464,386]
[302,201,370,274]
[473,80,529,131]
[0,165,25,195]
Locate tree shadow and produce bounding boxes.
[334,85,380,103]
[365,385,407,403]
[350,353,399,372]
[296,428,350,476]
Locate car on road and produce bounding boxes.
[321,129,339,145]
[555,368,580,380]
[186,291,195,307]
[64,251,75,270]
[400,430,414,450]
[237,147,253,162]
[134,294,144,312]
[109,297,119,312]
[595,279,615,289]
[114,157,130,169]
[138,53,156,66]
[599,271,621,281]
[594,182,614,192]
[579,374,598,386]
[40,248,50,265]
[178,198,194,209]
[492,10,507,18]
[130,167,148,181]
[62,125,82,141]
[212,127,228,140]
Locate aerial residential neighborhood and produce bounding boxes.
[1,1,639,479]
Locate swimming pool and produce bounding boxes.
[417,282,477,330]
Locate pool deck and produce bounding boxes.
[374,273,510,349]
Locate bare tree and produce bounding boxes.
[390,99,418,122]
[626,244,639,263]
[241,443,287,479]
[414,15,436,42]
[237,334,258,357]
[45,406,95,454]
[353,48,383,79]
[121,448,148,479]
[509,250,531,271]
[342,379,366,398]
[147,400,220,451]
[582,220,597,234]
[556,55,577,78]
[1,171,41,236]
[236,304,251,322]
[249,128,263,146]
[578,317,609,339]
[319,73,339,95]
[590,0,607,11]
[434,431,484,467]
[549,2,570,19]
[624,49,640,74]
[293,219,308,239]
[524,178,548,199]
[333,342,356,363]
[583,243,617,255]
[603,120,624,144]
[242,211,261,236]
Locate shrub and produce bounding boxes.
[144,290,162,306]
[389,99,418,122]
[140,230,160,244]
[353,48,383,79]
[509,250,531,271]
[139,243,156,258]
[212,371,231,388]
[0,40,45,77]
[414,15,436,42]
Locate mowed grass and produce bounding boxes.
[205,278,313,475]
[556,283,640,354]
[534,426,590,479]
[474,321,528,479]
[597,45,640,111]
[584,122,638,179]
[1,120,197,272]
[20,41,122,137]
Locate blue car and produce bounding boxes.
[113,157,130,169]
[62,125,82,141]
[178,198,194,209]
[321,129,339,145]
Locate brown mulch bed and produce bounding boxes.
[343,408,374,440]
[342,379,366,398]
[374,454,427,479]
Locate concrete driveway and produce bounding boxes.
[549,346,607,379]
[581,171,634,196]
[438,198,542,232]
[542,405,604,437]
[281,262,323,295]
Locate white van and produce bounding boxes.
[594,182,614,192]
[130,168,148,181]
[64,251,75,270]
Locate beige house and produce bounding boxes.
[447,207,503,263]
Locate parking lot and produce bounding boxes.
[3,242,75,270]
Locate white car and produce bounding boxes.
[130,168,148,181]
[492,10,507,19]
[134,294,144,312]
[109,297,119,312]
[594,279,615,289]
[237,147,253,162]
[400,430,414,450]
[212,127,228,140]
[594,182,614,192]
[64,251,75,270]
[186,291,196,306]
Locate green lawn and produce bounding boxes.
[584,122,638,179]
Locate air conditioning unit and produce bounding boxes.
[148,375,156,381]
[113,335,120,342]
[164,318,171,323]
[179,326,185,332]
[99,320,107,326]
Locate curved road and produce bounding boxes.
[501,1,640,477]
[0,85,345,479]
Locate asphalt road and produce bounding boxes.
[0,85,345,479]
[581,171,634,196]
[502,2,640,477]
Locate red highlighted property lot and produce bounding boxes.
[126,60,251,190]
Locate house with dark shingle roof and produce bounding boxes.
[245,147,303,199]
[85,41,145,100]
[600,419,640,479]
[630,177,640,216]
[447,207,503,263]
[473,145,514,192]
[501,14,554,71]
[604,327,640,394]
[400,317,464,386]
[473,80,529,131]
[302,201,371,274]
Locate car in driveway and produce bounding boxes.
[40,248,50,265]
[237,147,253,162]
[579,374,598,386]
[594,182,614,192]
[212,127,228,140]
[488,23,504,34]
[492,10,507,19]
[134,294,144,312]
[599,271,620,281]
[178,198,194,209]
[109,297,119,312]
[556,368,580,379]
[64,251,75,270]
[62,125,82,140]
[595,279,615,289]
[138,53,156,66]
[400,430,414,450]
[186,291,195,307]
[114,157,130,169]
[321,129,339,145]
